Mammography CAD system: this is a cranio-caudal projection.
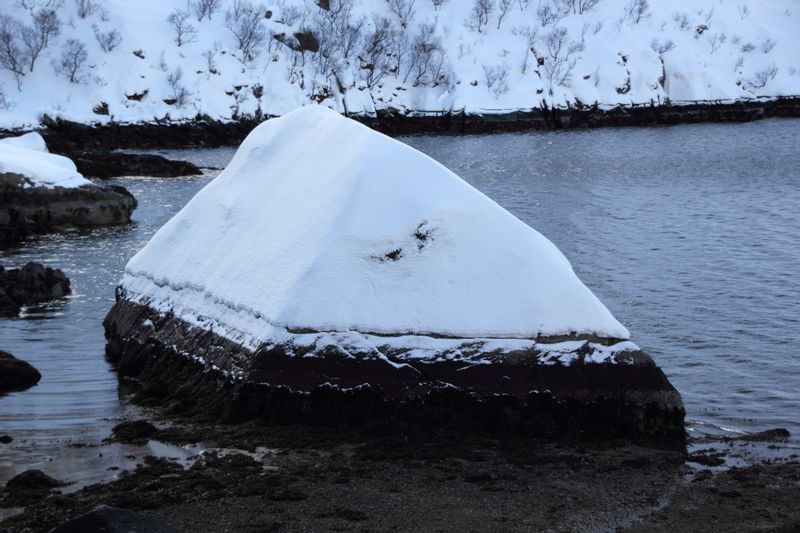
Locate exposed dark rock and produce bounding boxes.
[5,469,65,491]
[50,505,175,533]
[739,428,790,442]
[0,350,41,393]
[0,262,70,315]
[0,173,137,246]
[103,298,686,448]
[71,152,202,179]
[0,435,12,443]
[686,452,725,467]
[110,420,158,443]
[10,98,798,155]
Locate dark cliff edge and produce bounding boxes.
[1,97,797,152]
[0,173,138,247]
[104,297,686,450]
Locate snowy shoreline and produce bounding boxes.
[4,96,798,153]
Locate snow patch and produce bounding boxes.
[0,133,91,188]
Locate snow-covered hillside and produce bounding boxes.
[1,0,797,129]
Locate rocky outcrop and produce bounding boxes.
[104,299,686,448]
[0,350,41,393]
[0,172,137,246]
[72,152,202,179]
[0,262,70,315]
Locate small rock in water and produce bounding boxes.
[0,350,42,393]
[0,435,12,444]
[50,505,175,533]
[111,420,158,442]
[5,469,65,491]
[739,428,791,442]
[0,262,70,316]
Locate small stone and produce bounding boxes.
[5,469,65,491]
[111,420,157,442]
[0,435,13,444]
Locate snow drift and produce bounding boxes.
[121,105,628,345]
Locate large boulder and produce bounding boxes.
[0,262,71,315]
[0,350,41,393]
[72,152,202,179]
[105,106,685,447]
[0,133,137,246]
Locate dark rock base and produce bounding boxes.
[0,173,137,246]
[104,299,686,449]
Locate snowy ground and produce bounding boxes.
[0,0,797,129]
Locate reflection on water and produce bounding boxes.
[1,119,799,482]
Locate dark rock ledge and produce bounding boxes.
[4,97,796,153]
[104,297,686,449]
[0,172,137,247]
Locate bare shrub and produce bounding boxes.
[166,67,191,107]
[358,15,401,88]
[93,25,121,52]
[737,4,749,20]
[0,83,11,109]
[202,48,218,74]
[709,33,726,54]
[53,38,87,82]
[22,7,61,72]
[224,0,267,62]
[760,38,776,54]
[167,9,197,47]
[672,11,689,31]
[483,63,509,98]
[542,26,582,89]
[515,24,539,74]
[466,0,494,33]
[624,0,648,24]
[650,38,675,55]
[190,0,222,21]
[497,0,513,29]
[0,16,27,89]
[537,1,565,27]
[574,0,600,14]
[749,64,778,88]
[74,0,98,19]
[740,42,755,53]
[431,0,448,10]
[387,0,416,29]
[406,23,449,86]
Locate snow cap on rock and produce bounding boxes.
[0,133,90,188]
[123,105,629,341]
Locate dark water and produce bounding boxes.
[1,120,799,480]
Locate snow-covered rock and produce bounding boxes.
[122,105,626,343]
[0,133,91,188]
[106,106,684,444]
[0,133,137,245]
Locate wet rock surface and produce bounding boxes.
[0,351,41,394]
[109,420,158,444]
[0,262,70,315]
[0,173,137,246]
[50,505,175,533]
[72,152,202,179]
[1,417,798,532]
